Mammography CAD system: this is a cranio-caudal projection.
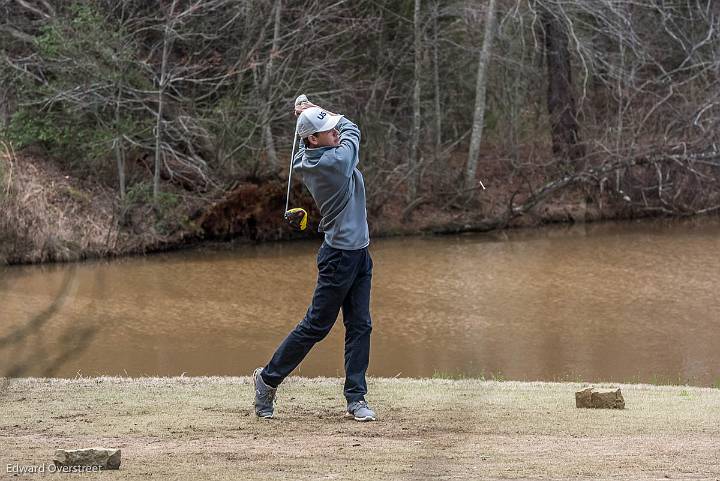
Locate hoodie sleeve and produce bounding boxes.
[292,137,305,171]
[330,117,361,177]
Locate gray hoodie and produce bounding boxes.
[292,117,369,250]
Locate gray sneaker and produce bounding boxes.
[345,400,376,422]
[253,368,276,418]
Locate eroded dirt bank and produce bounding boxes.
[4,151,700,266]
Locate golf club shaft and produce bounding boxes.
[286,95,309,213]
[285,124,298,214]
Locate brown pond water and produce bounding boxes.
[1,218,719,385]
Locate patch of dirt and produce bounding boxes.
[1,377,719,480]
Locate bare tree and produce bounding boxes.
[113,82,127,199]
[154,0,179,200]
[408,0,423,202]
[465,0,497,191]
[431,0,442,162]
[258,0,282,172]
[537,2,584,167]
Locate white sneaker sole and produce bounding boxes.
[345,412,376,422]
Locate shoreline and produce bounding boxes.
[3,210,718,268]
[3,152,720,267]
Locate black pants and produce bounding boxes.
[262,242,373,403]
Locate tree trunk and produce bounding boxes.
[260,0,282,171]
[0,85,14,130]
[465,0,497,190]
[432,0,442,161]
[408,0,422,202]
[154,0,178,200]
[540,5,584,165]
[114,85,125,199]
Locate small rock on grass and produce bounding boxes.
[53,447,121,470]
[575,387,625,409]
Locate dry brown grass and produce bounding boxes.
[0,142,118,264]
[1,376,719,480]
[0,145,199,265]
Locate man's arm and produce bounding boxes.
[292,137,305,170]
[331,117,361,177]
[291,101,313,170]
[293,101,360,176]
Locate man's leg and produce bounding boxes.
[261,243,357,388]
[341,248,373,403]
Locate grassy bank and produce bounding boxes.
[2,149,701,266]
[1,377,719,480]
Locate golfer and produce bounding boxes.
[253,100,376,422]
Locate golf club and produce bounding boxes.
[284,94,309,231]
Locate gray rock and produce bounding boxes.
[53,447,121,470]
[575,387,625,409]
[575,387,594,408]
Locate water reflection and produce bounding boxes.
[1,217,719,385]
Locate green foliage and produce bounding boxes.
[205,93,260,173]
[155,190,180,214]
[36,24,64,58]
[5,109,86,162]
[123,182,174,209]
[5,2,149,179]
[121,182,188,235]
[5,108,149,174]
[84,119,153,166]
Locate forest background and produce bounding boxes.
[1,0,719,263]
